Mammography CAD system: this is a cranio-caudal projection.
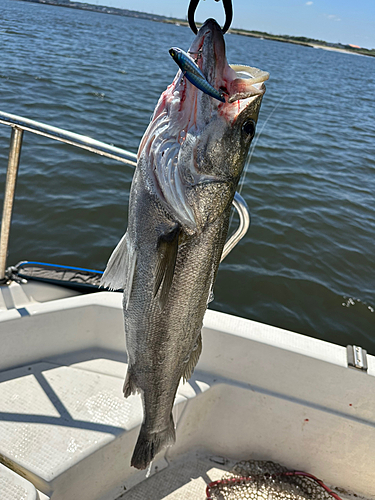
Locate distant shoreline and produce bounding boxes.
[16,0,375,58]
[170,20,374,57]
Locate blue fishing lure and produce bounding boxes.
[169,47,225,103]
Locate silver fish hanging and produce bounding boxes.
[102,18,269,470]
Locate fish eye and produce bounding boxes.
[242,120,256,139]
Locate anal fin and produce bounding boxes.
[182,333,202,382]
[123,366,138,398]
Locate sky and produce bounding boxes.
[82,0,375,49]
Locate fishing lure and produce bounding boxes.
[169,47,226,103]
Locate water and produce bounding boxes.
[1,0,374,353]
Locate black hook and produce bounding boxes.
[188,0,233,35]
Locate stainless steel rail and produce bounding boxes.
[220,191,250,262]
[0,110,249,282]
[0,111,138,167]
[0,127,24,280]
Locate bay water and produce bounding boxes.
[1,0,374,353]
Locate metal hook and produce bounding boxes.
[188,0,233,35]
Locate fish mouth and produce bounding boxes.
[137,19,269,230]
[188,18,269,111]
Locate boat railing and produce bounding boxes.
[0,110,250,283]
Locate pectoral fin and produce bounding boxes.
[154,223,181,310]
[101,232,137,309]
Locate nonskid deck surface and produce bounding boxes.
[0,355,207,500]
[0,463,41,500]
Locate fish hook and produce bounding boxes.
[188,0,233,34]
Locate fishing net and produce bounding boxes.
[206,460,343,500]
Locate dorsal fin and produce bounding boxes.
[154,223,181,310]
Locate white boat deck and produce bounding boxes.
[0,282,374,500]
[118,452,233,500]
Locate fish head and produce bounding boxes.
[187,18,269,180]
[138,18,269,229]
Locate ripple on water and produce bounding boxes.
[1,0,374,353]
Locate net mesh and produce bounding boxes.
[206,460,342,500]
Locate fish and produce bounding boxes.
[169,46,226,102]
[101,18,268,470]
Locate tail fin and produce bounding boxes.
[131,415,176,470]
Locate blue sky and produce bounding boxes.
[83,0,375,49]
